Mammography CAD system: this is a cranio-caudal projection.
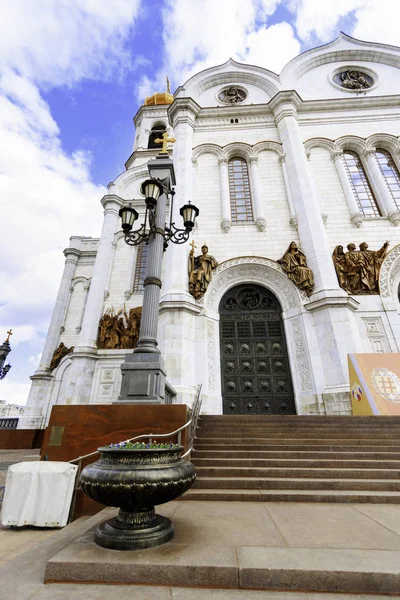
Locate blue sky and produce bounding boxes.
[0,0,398,405]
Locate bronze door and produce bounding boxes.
[219,284,296,415]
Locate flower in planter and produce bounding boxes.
[106,441,180,450]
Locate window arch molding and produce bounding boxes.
[221,142,253,162]
[192,143,223,162]
[251,140,285,160]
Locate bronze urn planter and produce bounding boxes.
[80,445,196,550]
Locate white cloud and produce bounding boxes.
[0,0,141,86]
[136,0,300,101]
[245,22,301,73]
[289,0,400,46]
[0,382,32,406]
[0,1,142,391]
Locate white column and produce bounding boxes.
[332,151,363,227]
[363,149,400,225]
[249,157,266,231]
[269,92,339,291]
[269,91,363,404]
[35,243,81,374]
[219,158,231,232]
[74,195,122,352]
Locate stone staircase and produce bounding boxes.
[182,415,400,503]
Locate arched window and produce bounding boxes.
[375,149,400,211]
[342,151,381,217]
[228,157,253,222]
[148,123,166,149]
[132,244,148,293]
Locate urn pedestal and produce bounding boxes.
[80,446,196,550]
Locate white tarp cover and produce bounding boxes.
[1,462,78,527]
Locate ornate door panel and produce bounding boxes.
[219,285,296,415]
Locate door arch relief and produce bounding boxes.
[219,284,296,415]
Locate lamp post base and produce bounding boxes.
[116,352,167,404]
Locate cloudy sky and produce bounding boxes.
[0,0,399,406]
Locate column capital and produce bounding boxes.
[168,97,201,128]
[101,193,124,212]
[63,247,81,262]
[268,91,303,123]
[249,156,259,166]
[218,157,228,166]
[331,150,344,161]
[362,148,377,159]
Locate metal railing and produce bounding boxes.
[67,384,202,520]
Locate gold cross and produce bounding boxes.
[190,240,197,253]
[6,329,12,342]
[154,131,176,153]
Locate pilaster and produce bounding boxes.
[269,91,363,404]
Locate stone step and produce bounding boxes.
[196,432,400,439]
[192,457,400,469]
[180,488,400,503]
[200,415,400,421]
[193,449,400,459]
[195,439,400,447]
[193,476,400,491]
[44,508,400,593]
[194,466,400,479]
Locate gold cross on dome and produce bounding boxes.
[154,131,176,153]
[6,329,12,342]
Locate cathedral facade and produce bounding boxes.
[26,33,400,424]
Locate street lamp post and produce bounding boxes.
[116,151,199,404]
[0,329,12,380]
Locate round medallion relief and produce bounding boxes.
[331,67,376,92]
[218,86,247,104]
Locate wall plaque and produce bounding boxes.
[48,425,65,447]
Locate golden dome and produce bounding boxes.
[144,92,174,106]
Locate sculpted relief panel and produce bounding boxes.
[332,241,390,295]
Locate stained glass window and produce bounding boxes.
[342,151,381,217]
[228,158,253,222]
[375,149,400,211]
[132,244,148,293]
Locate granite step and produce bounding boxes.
[194,438,400,446]
[193,449,400,459]
[192,457,400,469]
[194,466,400,479]
[180,488,400,503]
[193,476,400,491]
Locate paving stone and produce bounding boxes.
[264,503,400,549]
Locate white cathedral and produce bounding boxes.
[26,33,400,425]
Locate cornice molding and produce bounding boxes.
[100,194,124,210]
[168,97,201,128]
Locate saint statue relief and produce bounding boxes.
[188,242,218,299]
[97,307,142,349]
[50,342,74,371]
[278,242,314,297]
[333,241,389,294]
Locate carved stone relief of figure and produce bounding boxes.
[188,242,218,300]
[218,86,246,104]
[277,242,314,297]
[97,307,142,349]
[333,241,390,295]
[50,342,74,371]
[340,70,372,90]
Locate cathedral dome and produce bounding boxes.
[144,92,174,106]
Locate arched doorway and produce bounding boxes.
[219,284,296,415]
